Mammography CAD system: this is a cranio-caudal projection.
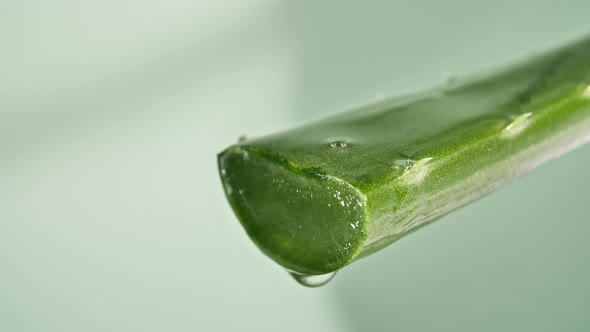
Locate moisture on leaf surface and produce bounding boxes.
[218,35,590,277]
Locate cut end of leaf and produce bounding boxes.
[218,145,368,275]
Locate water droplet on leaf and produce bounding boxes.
[330,141,348,148]
[393,159,416,173]
[504,112,532,135]
[442,70,457,84]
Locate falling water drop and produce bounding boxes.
[288,271,337,287]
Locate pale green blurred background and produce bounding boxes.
[2,1,590,331]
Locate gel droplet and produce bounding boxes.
[288,271,337,287]
[393,159,416,173]
[393,157,433,184]
[442,70,457,84]
[330,141,348,148]
[504,112,532,136]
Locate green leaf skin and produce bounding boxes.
[218,35,590,276]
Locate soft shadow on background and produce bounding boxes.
[1,1,589,331]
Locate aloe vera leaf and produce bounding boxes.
[218,36,590,276]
